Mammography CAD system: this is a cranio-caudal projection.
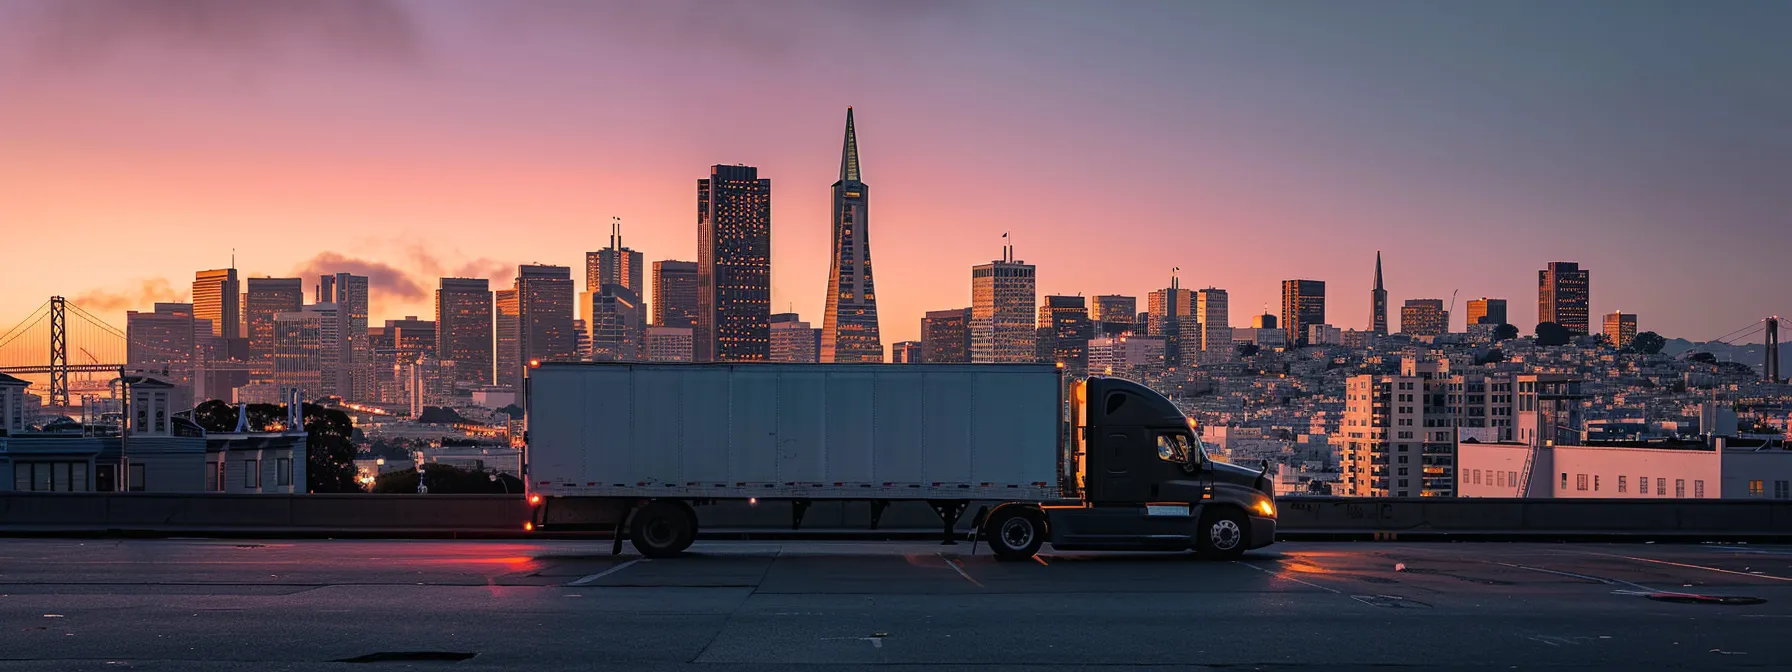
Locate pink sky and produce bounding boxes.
[2,1,1785,350]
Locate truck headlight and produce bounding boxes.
[1255,498,1276,518]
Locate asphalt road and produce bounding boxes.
[3,539,1790,671]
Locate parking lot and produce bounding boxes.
[3,539,1790,670]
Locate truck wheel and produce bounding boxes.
[1195,507,1248,560]
[985,507,1045,561]
[630,500,695,558]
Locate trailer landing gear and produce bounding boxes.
[927,499,969,545]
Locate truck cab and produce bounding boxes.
[982,375,1278,560]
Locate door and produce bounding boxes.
[1087,427,1152,503]
[95,464,116,492]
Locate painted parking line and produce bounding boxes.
[1575,551,1792,583]
[1233,560,1342,594]
[939,554,983,588]
[567,558,644,586]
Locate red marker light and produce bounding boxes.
[528,494,542,506]
[523,522,534,532]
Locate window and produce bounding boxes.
[71,462,87,491]
[1618,475,1627,493]
[277,458,292,487]
[1576,474,1588,491]
[1749,480,1765,497]
[1594,475,1601,492]
[1497,471,1505,487]
[1694,480,1704,498]
[1509,471,1517,487]
[1657,478,1666,496]
[1397,467,1408,476]
[13,464,30,491]
[206,460,219,491]
[1398,455,1408,464]
[1675,479,1685,498]
[1777,481,1791,500]
[1561,473,1568,489]
[129,463,146,492]
[244,460,261,489]
[1472,470,1481,485]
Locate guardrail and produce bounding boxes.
[3,493,1790,541]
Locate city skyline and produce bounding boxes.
[4,2,1790,346]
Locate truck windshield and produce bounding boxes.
[1156,434,1192,463]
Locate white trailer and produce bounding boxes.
[525,362,1065,555]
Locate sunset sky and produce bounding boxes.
[2,0,1788,348]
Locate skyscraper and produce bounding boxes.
[1090,294,1137,335]
[769,313,820,363]
[1539,262,1591,335]
[1400,299,1449,336]
[126,303,201,406]
[921,308,972,363]
[494,289,519,391]
[1281,279,1326,347]
[244,278,303,372]
[586,284,646,362]
[1196,288,1230,356]
[1370,252,1388,335]
[319,273,370,401]
[192,268,240,339]
[697,164,772,362]
[891,341,922,363]
[273,306,332,401]
[1604,312,1638,349]
[970,242,1036,363]
[587,217,644,305]
[435,278,493,387]
[1149,276,1195,366]
[1466,298,1508,326]
[1038,295,1091,372]
[820,108,884,363]
[513,265,576,396]
[651,261,699,329]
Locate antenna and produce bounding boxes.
[611,216,623,249]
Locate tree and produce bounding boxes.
[1493,323,1520,341]
[303,404,360,493]
[497,404,524,420]
[372,464,523,494]
[191,400,283,432]
[1475,348,1506,365]
[1630,331,1666,355]
[1534,322,1572,347]
[1235,342,1261,358]
[1690,351,1718,365]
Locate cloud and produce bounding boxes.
[404,244,513,287]
[72,277,188,312]
[21,0,420,66]
[289,252,428,304]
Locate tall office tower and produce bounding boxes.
[1252,313,1277,330]
[273,304,338,400]
[651,261,699,328]
[244,278,303,369]
[1604,312,1638,349]
[1090,294,1137,335]
[769,313,819,363]
[1466,298,1508,326]
[587,217,644,303]
[1370,252,1388,335]
[512,265,576,396]
[1196,288,1230,356]
[1337,358,1516,498]
[970,243,1037,363]
[192,268,241,339]
[1281,279,1326,347]
[1400,299,1449,336]
[370,317,435,404]
[319,273,370,401]
[1148,276,1195,366]
[891,341,922,363]
[820,108,884,363]
[435,278,493,387]
[126,303,201,406]
[494,289,519,391]
[1037,295,1091,372]
[1538,261,1590,335]
[572,319,591,361]
[921,308,972,364]
[587,285,646,362]
[697,165,772,361]
[644,326,694,362]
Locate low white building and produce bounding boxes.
[1457,438,1792,500]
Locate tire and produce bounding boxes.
[1195,507,1248,560]
[630,500,696,558]
[985,506,1045,561]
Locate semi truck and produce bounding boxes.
[524,362,1277,560]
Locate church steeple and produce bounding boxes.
[839,107,861,184]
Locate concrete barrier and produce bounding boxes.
[3,493,1790,540]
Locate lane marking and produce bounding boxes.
[1233,561,1342,594]
[939,555,983,587]
[1484,561,1658,593]
[567,558,643,586]
[1575,551,1792,583]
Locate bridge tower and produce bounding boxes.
[48,296,69,409]
[1768,316,1781,383]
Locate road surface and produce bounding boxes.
[2,539,1790,670]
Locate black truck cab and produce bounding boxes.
[982,375,1278,560]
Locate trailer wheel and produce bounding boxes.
[631,500,695,558]
[985,506,1045,561]
[1195,507,1247,560]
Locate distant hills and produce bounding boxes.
[1660,338,1786,375]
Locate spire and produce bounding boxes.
[839,107,861,183]
[1373,251,1384,290]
